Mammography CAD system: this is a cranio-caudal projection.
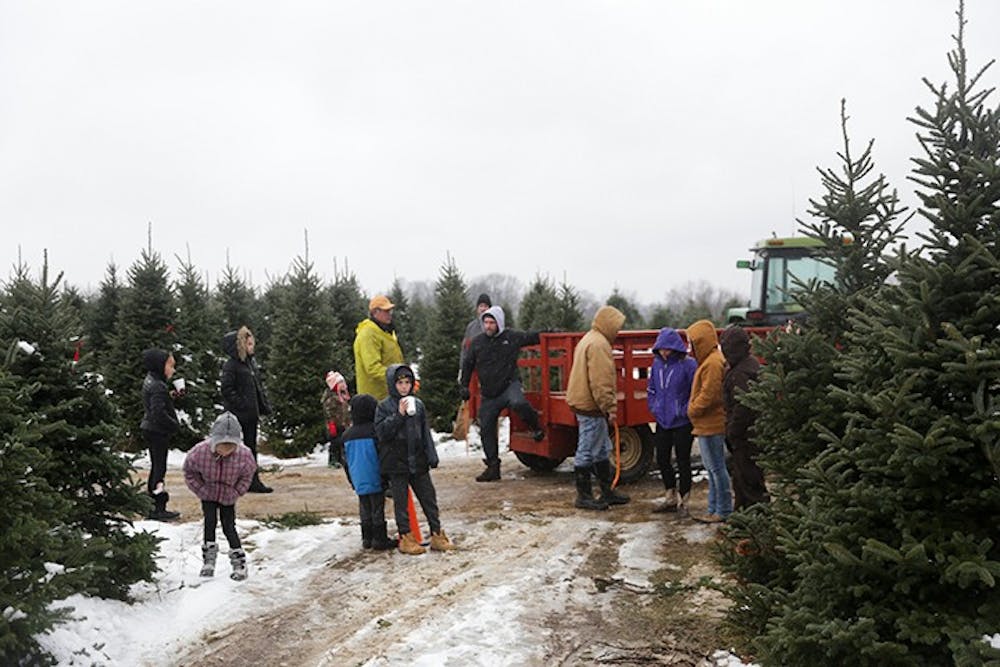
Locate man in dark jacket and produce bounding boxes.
[221,326,273,493]
[720,326,769,510]
[140,348,181,520]
[459,305,544,482]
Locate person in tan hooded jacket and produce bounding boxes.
[566,305,630,510]
[686,319,732,522]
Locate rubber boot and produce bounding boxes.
[200,542,218,577]
[593,460,630,506]
[370,522,398,551]
[361,522,373,549]
[475,459,501,482]
[229,548,248,581]
[574,467,609,511]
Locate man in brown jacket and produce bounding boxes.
[686,319,732,522]
[566,305,630,510]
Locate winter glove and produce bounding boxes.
[459,385,470,401]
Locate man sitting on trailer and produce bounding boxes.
[459,305,545,482]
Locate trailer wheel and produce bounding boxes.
[614,424,654,485]
[514,451,565,472]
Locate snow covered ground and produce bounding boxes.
[35,427,999,665]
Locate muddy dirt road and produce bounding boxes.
[161,451,732,666]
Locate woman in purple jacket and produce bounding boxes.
[183,412,257,581]
[646,328,698,516]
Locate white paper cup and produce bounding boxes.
[404,396,416,416]
[172,378,186,392]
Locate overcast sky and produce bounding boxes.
[2,1,998,305]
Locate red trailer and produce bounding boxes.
[468,327,772,483]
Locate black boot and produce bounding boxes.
[370,522,398,551]
[361,522,373,549]
[593,460,630,506]
[148,490,180,521]
[574,467,608,511]
[475,459,501,482]
[248,472,273,493]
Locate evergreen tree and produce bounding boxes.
[0,261,158,663]
[647,303,679,329]
[555,278,585,332]
[420,256,470,431]
[326,265,368,391]
[267,256,336,456]
[216,261,257,332]
[606,288,643,329]
[718,101,907,651]
[105,248,177,448]
[388,277,415,358]
[405,294,433,364]
[86,261,123,371]
[519,274,561,330]
[724,11,1000,663]
[172,255,221,443]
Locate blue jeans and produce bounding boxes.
[574,414,611,467]
[698,434,732,517]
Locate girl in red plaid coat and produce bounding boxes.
[183,411,257,580]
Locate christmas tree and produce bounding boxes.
[104,247,177,449]
[325,264,368,391]
[420,255,470,431]
[519,274,562,330]
[267,255,336,456]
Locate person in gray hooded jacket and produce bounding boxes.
[459,305,545,482]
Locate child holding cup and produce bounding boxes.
[374,364,455,555]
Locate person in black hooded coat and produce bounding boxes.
[374,364,455,555]
[140,348,181,521]
[220,325,273,493]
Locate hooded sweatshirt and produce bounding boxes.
[720,326,760,445]
[646,328,697,429]
[139,348,179,435]
[459,305,541,399]
[374,364,439,475]
[183,413,257,505]
[686,320,726,436]
[566,305,626,416]
[342,394,383,495]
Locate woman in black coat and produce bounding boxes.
[221,326,273,493]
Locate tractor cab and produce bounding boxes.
[726,236,837,326]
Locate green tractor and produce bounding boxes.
[725,236,837,326]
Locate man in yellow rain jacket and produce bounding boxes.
[353,295,404,401]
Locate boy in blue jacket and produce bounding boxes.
[343,394,396,551]
[646,328,697,516]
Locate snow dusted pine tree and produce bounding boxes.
[172,255,221,442]
[0,260,158,663]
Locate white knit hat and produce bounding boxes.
[209,412,244,450]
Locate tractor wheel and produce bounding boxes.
[613,424,654,485]
[514,451,565,472]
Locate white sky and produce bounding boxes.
[2,1,998,304]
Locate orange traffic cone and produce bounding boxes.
[407,487,424,544]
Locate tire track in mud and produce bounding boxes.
[182,515,628,666]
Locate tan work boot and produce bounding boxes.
[429,530,456,551]
[398,532,426,555]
